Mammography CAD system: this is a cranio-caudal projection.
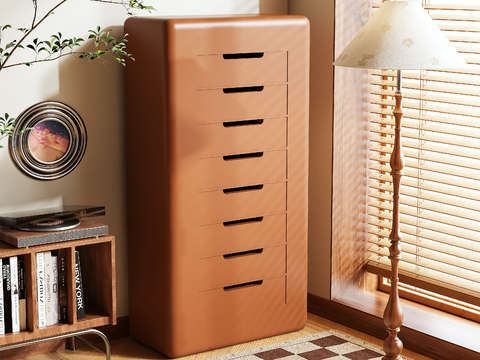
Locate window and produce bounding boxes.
[366,0,480,320]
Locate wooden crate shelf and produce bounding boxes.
[0,235,116,347]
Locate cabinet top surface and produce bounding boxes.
[126,14,309,26]
[0,234,114,256]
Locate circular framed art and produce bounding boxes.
[9,101,87,180]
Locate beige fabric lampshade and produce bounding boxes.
[333,0,466,70]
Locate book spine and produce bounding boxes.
[57,249,68,323]
[44,251,53,326]
[18,258,26,331]
[36,252,46,329]
[0,259,4,335]
[10,257,19,333]
[3,259,12,333]
[75,251,85,320]
[51,255,59,325]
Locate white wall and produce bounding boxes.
[0,0,287,317]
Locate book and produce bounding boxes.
[51,255,59,325]
[74,251,85,320]
[44,251,53,326]
[18,258,26,331]
[10,256,19,333]
[56,249,68,323]
[3,258,12,333]
[0,259,4,335]
[36,252,46,328]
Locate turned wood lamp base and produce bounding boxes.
[382,70,405,360]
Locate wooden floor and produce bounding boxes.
[20,313,432,360]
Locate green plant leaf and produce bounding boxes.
[0,0,156,151]
[6,41,17,49]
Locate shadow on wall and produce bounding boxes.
[51,25,130,315]
[52,25,127,214]
[259,0,288,14]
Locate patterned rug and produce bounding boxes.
[210,330,413,360]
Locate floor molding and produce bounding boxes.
[307,293,477,360]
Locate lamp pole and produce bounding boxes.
[382,69,405,360]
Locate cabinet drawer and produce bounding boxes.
[197,244,285,289]
[194,84,287,122]
[196,213,286,257]
[198,181,286,224]
[195,51,287,88]
[197,149,286,190]
[197,117,286,156]
[197,275,285,321]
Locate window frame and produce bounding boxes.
[331,0,480,356]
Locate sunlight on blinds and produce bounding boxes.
[367,0,480,308]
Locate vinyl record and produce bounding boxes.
[0,205,105,227]
[17,218,81,232]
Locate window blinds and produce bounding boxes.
[367,1,480,307]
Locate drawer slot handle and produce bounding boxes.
[223,52,264,60]
[223,152,263,161]
[223,248,264,259]
[223,119,264,127]
[223,216,264,227]
[223,86,264,94]
[224,280,263,291]
[223,184,263,194]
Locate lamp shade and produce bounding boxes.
[333,1,466,70]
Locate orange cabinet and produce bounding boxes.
[125,15,309,358]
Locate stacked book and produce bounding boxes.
[35,249,85,329]
[0,256,26,334]
[0,250,86,333]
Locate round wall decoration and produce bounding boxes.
[9,101,87,180]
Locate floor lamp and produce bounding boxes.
[333,1,465,359]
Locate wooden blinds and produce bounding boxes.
[367,1,480,307]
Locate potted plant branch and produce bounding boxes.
[0,0,154,148]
